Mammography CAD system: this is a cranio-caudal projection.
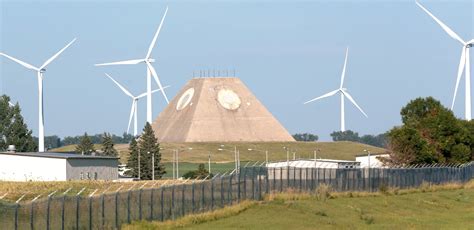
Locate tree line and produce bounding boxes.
[36,133,134,150]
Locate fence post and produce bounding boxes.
[127,190,131,224]
[192,182,195,213]
[160,188,164,222]
[115,191,119,229]
[201,181,205,210]
[258,167,262,200]
[211,178,215,210]
[243,170,247,199]
[181,184,185,217]
[171,185,175,220]
[252,167,255,200]
[76,195,80,230]
[14,203,19,230]
[220,176,224,207]
[266,167,270,194]
[89,196,93,230]
[139,189,142,221]
[228,174,233,205]
[31,200,35,230]
[237,170,241,202]
[280,167,283,193]
[150,188,154,220]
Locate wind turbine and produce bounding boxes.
[304,48,368,132]
[104,73,170,136]
[0,38,76,152]
[416,1,474,120]
[96,7,170,124]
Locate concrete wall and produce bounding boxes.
[66,158,118,181]
[0,155,66,181]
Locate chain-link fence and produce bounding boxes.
[1,162,473,229]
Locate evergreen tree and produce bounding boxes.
[100,132,118,157]
[126,138,139,177]
[137,122,165,180]
[75,132,95,155]
[0,95,37,152]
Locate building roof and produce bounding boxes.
[0,152,119,160]
[267,159,360,168]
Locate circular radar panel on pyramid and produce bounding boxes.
[176,88,195,111]
[218,89,241,110]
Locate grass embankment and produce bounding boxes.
[52,141,385,164]
[125,181,474,230]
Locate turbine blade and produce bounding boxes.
[415,1,465,44]
[95,59,145,66]
[146,62,169,104]
[341,89,368,118]
[0,53,39,71]
[303,89,339,104]
[451,47,466,110]
[146,6,168,59]
[136,85,171,99]
[340,47,349,88]
[104,73,134,98]
[40,38,76,69]
[127,100,135,134]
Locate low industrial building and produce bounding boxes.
[266,159,361,169]
[0,151,119,181]
[355,154,389,168]
[265,159,361,180]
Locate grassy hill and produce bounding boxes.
[51,141,385,164]
[127,182,474,229]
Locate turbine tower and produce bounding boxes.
[104,73,169,136]
[96,7,170,124]
[0,38,76,152]
[304,48,368,131]
[416,1,474,120]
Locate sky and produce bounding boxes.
[0,0,473,141]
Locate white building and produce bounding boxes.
[355,154,389,168]
[266,159,361,169]
[0,152,119,181]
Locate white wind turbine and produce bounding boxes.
[304,48,368,131]
[0,38,76,152]
[105,73,170,136]
[416,1,474,120]
[96,7,170,124]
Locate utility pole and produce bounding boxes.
[172,150,175,180]
[176,149,179,179]
[265,150,268,165]
[151,151,154,181]
[138,149,141,180]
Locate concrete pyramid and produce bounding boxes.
[151,77,295,142]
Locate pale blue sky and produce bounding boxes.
[0,0,473,141]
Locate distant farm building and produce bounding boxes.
[0,152,119,181]
[151,77,295,142]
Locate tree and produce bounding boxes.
[0,95,37,152]
[330,130,360,142]
[292,133,319,142]
[126,138,139,177]
[75,132,95,155]
[100,132,118,157]
[137,123,165,180]
[387,97,472,165]
[183,164,213,179]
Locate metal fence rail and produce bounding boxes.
[1,162,473,229]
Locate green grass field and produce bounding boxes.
[52,141,385,164]
[127,183,474,229]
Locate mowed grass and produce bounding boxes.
[127,182,474,230]
[51,141,385,164]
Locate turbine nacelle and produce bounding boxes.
[39,68,46,73]
[146,58,156,63]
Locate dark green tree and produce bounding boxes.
[125,138,139,177]
[183,163,213,179]
[137,123,165,180]
[75,132,95,155]
[100,132,118,157]
[330,130,360,142]
[0,95,37,152]
[292,133,319,142]
[387,97,472,165]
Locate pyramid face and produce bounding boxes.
[151,77,295,142]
